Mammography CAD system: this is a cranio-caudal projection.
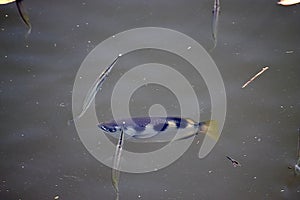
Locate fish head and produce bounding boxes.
[98,121,121,133]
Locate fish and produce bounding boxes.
[0,0,31,35]
[100,117,218,199]
[295,128,300,176]
[226,156,241,167]
[99,117,219,142]
[297,128,300,158]
[277,0,300,6]
[211,0,220,51]
[111,128,124,200]
[69,54,121,124]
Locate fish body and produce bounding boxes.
[70,55,121,123]
[211,0,220,51]
[111,128,124,200]
[295,158,300,176]
[99,117,218,142]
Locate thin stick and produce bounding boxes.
[242,66,269,88]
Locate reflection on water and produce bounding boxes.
[0,0,300,199]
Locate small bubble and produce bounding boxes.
[4,55,7,58]
[112,35,116,38]
[54,43,57,47]
[137,195,142,198]
[257,138,261,142]
[36,101,39,105]
[280,189,284,192]
[5,14,8,18]
[87,40,91,43]
[25,45,29,48]
[1,28,5,31]
[208,170,212,173]
[187,46,191,50]
[253,176,256,179]
[76,24,80,27]
[54,195,59,200]
[21,165,24,169]
[280,105,284,109]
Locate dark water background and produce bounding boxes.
[1,0,300,199]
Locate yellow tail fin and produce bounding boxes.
[199,120,219,141]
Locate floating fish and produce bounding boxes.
[226,156,241,167]
[69,54,121,124]
[0,0,31,35]
[211,0,220,51]
[277,0,300,6]
[111,128,124,200]
[99,117,219,142]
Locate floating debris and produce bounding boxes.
[277,0,300,6]
[242,66,269,89]
[54,195,59,200]
[0,0,31,35]
[285,50,294,54]
[59,102,66,107]
[211,0,220,51]
[226,156,241,167]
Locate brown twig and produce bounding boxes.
[242,66,269,88]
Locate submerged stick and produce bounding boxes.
[242,66,269,88]
[112,128,124,200]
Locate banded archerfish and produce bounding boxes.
[99,117,219,142]
[99,117,219,200]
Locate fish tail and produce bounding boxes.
[198,120,219,141]
[16,0,31,34]
[209,42,217,52]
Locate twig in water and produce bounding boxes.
[242,66,269,88]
